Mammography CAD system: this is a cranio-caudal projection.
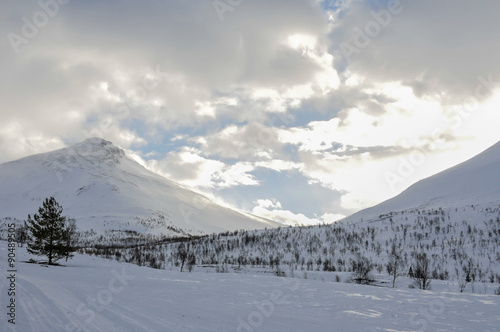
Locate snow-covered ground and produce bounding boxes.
[1,242,499,332]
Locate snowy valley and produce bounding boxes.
[79,140,500,296]
[1,139,500,331]
[1,242,499,332]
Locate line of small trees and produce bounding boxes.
[349,249,432,290]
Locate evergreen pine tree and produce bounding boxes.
[25,197,75,265]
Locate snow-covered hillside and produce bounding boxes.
[92,141,500,299]
[341,141,500,224]
[1,241,499,332]
[0,138,278,239]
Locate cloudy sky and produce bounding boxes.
[2,0,500,225]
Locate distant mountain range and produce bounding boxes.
[0,138,278,238]
[1,137,499,242]
[341,141,500,224]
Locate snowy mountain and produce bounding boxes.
[0,138,278,239]
[341,141,500,224]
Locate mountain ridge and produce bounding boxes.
[341,140,500,224]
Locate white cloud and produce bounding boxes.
[214,162,259,188]
[0,124,65,163]
[255,199,282,210]
[251,198,345,226]
[144,148,258,190]
[251,199,322,226]
[320,213,346,224]
[254,160,303,172]
[194,101,216,118]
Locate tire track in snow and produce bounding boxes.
[17,278,75,332]
[18,273,119,332]
[109,300,182,331]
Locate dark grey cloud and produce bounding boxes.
[196,122,287,161]
[331,0,500,103]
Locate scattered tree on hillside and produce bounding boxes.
[24,197,76,265]
[64,218,78,262]
[411,252,431,290]
[176,243,188,272]
[15,223,28,247]
[186,251,196,272]
[351,254,374,284]
[83,204,500,295]
[387,243,404,288]
[456,257,474,292]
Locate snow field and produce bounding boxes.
[1,242,499,332]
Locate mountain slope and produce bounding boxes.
[341,141,500,224]
[0,138,278,238]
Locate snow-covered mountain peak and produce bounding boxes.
[72,137,122,156]
[0,138,279,240]
[1,137,126,174]
[59,137,126,167]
